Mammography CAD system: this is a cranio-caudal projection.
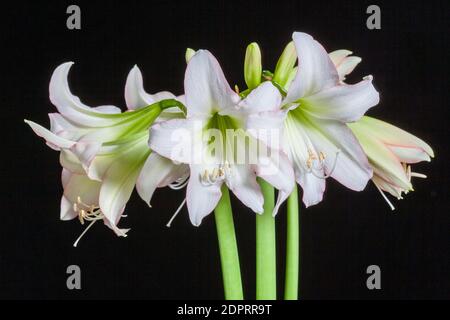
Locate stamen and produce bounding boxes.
[200,163,232,186]
[73,196,105,247]
[306,149,317,169]
[373,182,395,211]
[234,85,240,94]
[411,172,427,178]
[169,174,190,190]
[166,198,187,227]
[303,149,340,179]
[319,152,326,161]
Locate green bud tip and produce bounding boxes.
[185,48,196,63]
[273,41,297,87]
[244,42,262,89]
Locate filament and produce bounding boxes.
[166,198,187,227]
[169,174,190,190]
[72,196,104,247]
[200,162,232,186]
[302,149,340,179]
[373,182,395,211]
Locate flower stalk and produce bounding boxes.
[284,184,299,300]
[214,185,244,300]
[256,178,277,300]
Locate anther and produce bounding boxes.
[200,164,232,186]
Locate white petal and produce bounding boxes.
[60,169,78,220]
[184,50,239,117]
[237,81,282,114]
[60,195,78,221]
[92,105,121,114]
[70,141,103,178]
[226,165,264,214]
[186,164,222,226]
[304,117,373,191]
[149,117,204,164]
[255,152,295,215]
[99,139,149,226]
[301,77,379,123]
[25,119,75,150]
[103,220,130,237]
[329,49,353,66]
[60,150,85,174]
[61,168,71,188]
[349,123,412,190]
[296,169,326,207]
[81,133,147,181]
[218,81,282,121]
[49,113,76,134]
[246,110,287,151]
[372,174,402,199]
[285,32,339,103]
[49,62,123,126]
[336,57,362,81]
[124,65,176,110]
[329,50,362,81]
[136,152,189,206]
[49,113,90,143]
[355,116,434,159]
[176,94,186,105]
[388,145,431,163]
[63,171,102,220]
[282,113,326,206]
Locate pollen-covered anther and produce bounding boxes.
[200,163,232,186]
[306,149,318,169]
[304,149,340,179]
[319,151,326,161]
[72,196,105,248]
[74,196,104,225]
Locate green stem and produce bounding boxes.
[284,184,299,300]
[256,179,277,300]
[214,186,244,300]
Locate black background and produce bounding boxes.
[1,0,449,300]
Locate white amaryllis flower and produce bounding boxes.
[149,50,295,226]
[326,48,434,208]
[25,62,186,244]
[247,32,380,207]
[348,116,434,209]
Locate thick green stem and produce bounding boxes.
[284,184,299,300]
[214,186,244,300]
[256,179,277,300]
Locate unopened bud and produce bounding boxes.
[273,41,297,87]
[244,42,262,89]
